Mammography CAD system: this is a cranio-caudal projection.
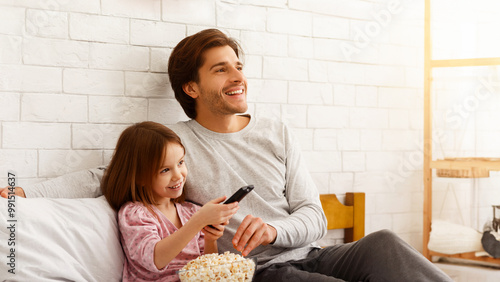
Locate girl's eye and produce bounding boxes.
[178,160,184,166]
[160,168,170,173]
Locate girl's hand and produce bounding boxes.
[203,224,225,241]
[192,196,239,228]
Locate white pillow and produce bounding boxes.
[428,219,484,255]
[0,196,124,281]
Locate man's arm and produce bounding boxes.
[232,124,327,255]
[264,139,327,248]
[14,166,105,198]
[0,186,25,198]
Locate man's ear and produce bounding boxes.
[182,82,199,99]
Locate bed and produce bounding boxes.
[0,193,365,281]
[320,192,365,243]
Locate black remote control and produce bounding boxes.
[207,185,254,229]
[222,185,254,204]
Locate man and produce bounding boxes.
[1,29,451,281]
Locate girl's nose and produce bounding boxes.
[171,167,182,181]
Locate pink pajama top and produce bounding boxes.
[118,201,204,282]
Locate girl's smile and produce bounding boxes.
[168,181,184,190]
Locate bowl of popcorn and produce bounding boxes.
[178,251,257,281]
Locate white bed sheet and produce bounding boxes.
[0,195,124,281]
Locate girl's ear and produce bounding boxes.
[182,82,199,99]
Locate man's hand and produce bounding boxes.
[0,186,26,198]
[232,214,277,256]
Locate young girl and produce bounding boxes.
[102,121,239,281]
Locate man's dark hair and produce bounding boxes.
[167,29,243,119]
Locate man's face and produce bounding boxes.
[191,45,248,118]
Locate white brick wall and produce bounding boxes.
[267,9,312,36]
[308,106,349,128]
[0,65,62,92]
[72,124,128,149]
[70,13,129,44]
[247,79,288,104]
[130,20,185,47]
[64,69,124,95]
[23,37,90,67]
[3,122,71,149]
[89,96,148,123]
[289,82,333,105]
[4,0,493,252]
[0,93,20,121]
[21,93,88,122]
[102,0,160,20]
[125,72,172,97]
[39,149,103,178]
[0,35,22,64]
[216,4,266,31]
[0,150,38,178]
[162,0,216,25]
[89,43,150,71]
[0,7,25,35]
[26,9,68,39]
[263,57,308,81]
[241,31,287,56]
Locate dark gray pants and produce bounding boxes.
[254,229,452,282]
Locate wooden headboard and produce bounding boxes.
[320,192,365,243]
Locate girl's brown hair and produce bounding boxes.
[102,121,185,211]
[168,28,243,119]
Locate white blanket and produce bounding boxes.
[428,219,484,255]
[0,196,124,281]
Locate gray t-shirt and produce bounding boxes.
[25,115,327,267]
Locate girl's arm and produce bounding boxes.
[202,224,225,254]
[204,239,218,254]
[153,198,239,269]
[154,218,207,269]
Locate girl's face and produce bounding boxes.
[152,142,187,205]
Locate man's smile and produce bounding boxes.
[225,89,243,95]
